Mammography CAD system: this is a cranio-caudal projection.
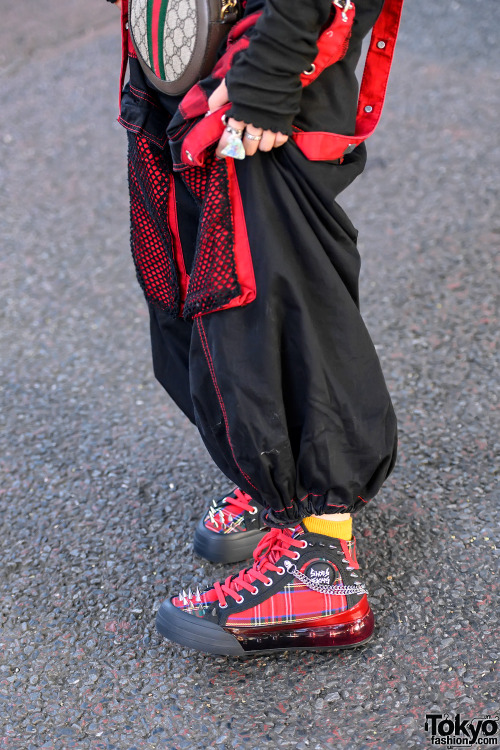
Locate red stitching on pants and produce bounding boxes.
[271,505,299,513]
[196,317,259,493]
[118,116,167,149]
[261,492,349,515]
[299,492,323,502]
[129,84,161,108]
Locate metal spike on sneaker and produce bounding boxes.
[188,588,193,600]
[194,488,268,564]
[195,587,201,603]
[159,530,375,654]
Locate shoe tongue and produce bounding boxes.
[264,525,301,566]
[291,522,306,539]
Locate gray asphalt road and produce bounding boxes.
[1,1,499,748]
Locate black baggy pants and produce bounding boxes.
[147,139,397,526]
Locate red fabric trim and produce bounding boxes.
[226,595,370,631]
[178,83,209,121]
[340,538,360,569]
[200,158,257,314]
[300,1,355,88]
[293,0,404,159]
[167,175,190,308]
[211,35,252,80]
[119,0,130,111]
[291,130,354,161]
[176,0,404,163]
[226,11,263,45]
[356,0,404,130]
[173,11,260,133]
[128,32,136,57]
[178,14,260,121]
[180,102,231,166]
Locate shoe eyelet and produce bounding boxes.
[249,507,258,515]
[251,586,259,595]
[300,541,308,549]
[276,567,285,575]
[236,596,244,604]
[219,603,228,609]
[264,577,273,587]
[292,552,300,560]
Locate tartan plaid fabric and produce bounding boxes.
[158,525,374,654]
[225,573,347,627]
[171,586,218,619]
[172,561,348,626]
[203,506,247,535]
[171,525,367,629]
[202,488,256,535]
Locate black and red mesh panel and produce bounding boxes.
[128,133,180,316]
[181,156,241,320]
[128,130,243,320]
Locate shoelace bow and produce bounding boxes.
[213,527,305,608]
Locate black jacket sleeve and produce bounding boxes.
[225,0,334,134]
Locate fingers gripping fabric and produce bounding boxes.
[181,156,241,320]
[128,132,180,316]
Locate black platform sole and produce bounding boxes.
[156,599,375,657]
[156,600,245,656]
[193,517,268,564]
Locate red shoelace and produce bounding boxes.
[206,488,257,530]
[222,488,256,513]
[213,527,306,608]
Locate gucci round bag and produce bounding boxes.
[129,0,242,96]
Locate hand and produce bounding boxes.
[115,0,122,9]
[208,79,288,158]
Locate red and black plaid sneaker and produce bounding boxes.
[193,487,268,563]
[157,523,374,656]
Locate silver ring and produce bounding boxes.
[245,132,263,141]
[225,125,243,138]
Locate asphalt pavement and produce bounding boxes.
[0,0,499,748]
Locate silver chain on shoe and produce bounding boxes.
[283,560,368,596]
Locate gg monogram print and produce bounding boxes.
[130,0,198,84]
